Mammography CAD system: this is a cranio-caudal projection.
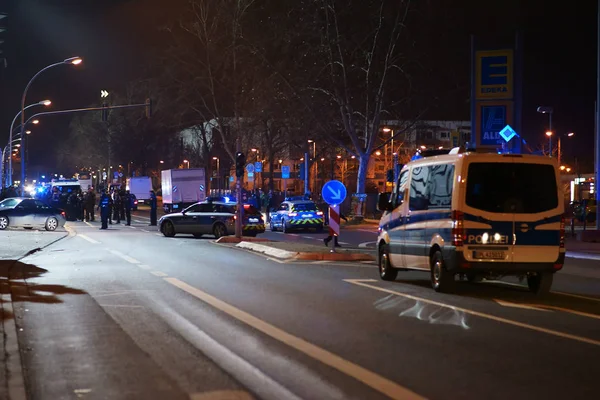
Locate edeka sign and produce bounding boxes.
[476,103,514,147]
[476,50,513,100]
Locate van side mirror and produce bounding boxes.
[377,192,393,212]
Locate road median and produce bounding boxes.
[216,237,375,262]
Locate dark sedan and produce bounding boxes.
[0,197,66,231]
[159,201,265,238]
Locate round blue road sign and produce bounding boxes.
[321,180,347,205]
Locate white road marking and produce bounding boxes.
[137,264,153,270]
[486,280,600,302]
[189,391,253,400]
[99,304,145,308]
[134,219,146,223]
[338,241,349,245]
[109,250,140,264]
[141,229,149,233]
[345,279,600,347]
[494,299,551,312]
[78,234,100,244]
[155,233,163,237]
[358,241,376,248]
[151,271,168,277]
[552,291,600,302]
[128,226,136,229]
[84,221,93,227]
[165,277,424,400]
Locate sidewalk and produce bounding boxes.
[1,229,69,400]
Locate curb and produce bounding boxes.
[216,237,273,244]
[235,242,298,259]
[234,241,376,262]
[4,228,70,400]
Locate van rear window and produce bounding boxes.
[465,162,558,214]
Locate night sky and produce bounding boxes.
[0,0,597,172]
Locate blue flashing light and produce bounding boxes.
[223,196,230,203]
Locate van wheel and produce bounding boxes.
[527,272,553,296]
[430,250,455,293]
[378,244,398,281]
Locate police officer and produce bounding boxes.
[149,190,157,226]
[98,189,110,229]
[124,190,132,226]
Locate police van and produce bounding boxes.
[377,147,565,295]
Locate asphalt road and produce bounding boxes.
[7,214,600,400]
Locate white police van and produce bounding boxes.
[377,147,565,295]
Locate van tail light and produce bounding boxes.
[559,215,565,248]
[288,212,298,217]
[451,210,465,247]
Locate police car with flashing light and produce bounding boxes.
[269,198,324,233]
[377,147,565,295]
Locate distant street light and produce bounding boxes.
[212,156,220,191]
[31,119,39,124]
[537,106,554,156]
[5,99,51,187]
[557,132,575,166]
[19,57,82,193]
[183,159,190,169]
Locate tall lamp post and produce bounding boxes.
[7,100,50,186]
[537,106,553,155]
[212,156,220,191]
[19,57,82,193]
[557,132,575,166]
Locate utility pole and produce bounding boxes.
[597,0,600,229]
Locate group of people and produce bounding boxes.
[98,188,157,230]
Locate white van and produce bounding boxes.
[377,148,565,295]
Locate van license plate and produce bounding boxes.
[473,251,505,260]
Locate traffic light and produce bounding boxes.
[386,169,394,183]
[145,98,153,118]
[101,103,108,122]
[235,152,245,178]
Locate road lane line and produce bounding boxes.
[78,234,100,244]
[359,241,376,248]
[84,221,93,227]
[155,233,163,237]
[137,264,152,270]
[109,250,140,264]
[486,280,600,302]
[141,229,150,233]
[189,391,253,400]
[494,299,552,312]
[344,279,600,347]
[151,271,168,277]
[552,291,600,302]
[165,277,424,400]
[128,226,136,229]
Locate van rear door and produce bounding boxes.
[462,160,516,263]
[463,157,562,264]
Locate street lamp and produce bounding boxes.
[537,106,553,155]
[557,132,575,166]
[183,159,190,169]
[6,100,51,186]
[545,131,553,156]
[212,156,220,191]
[19,57,82,193]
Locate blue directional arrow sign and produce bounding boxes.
[498,124,517,142]
[254,162,262,173]
[281,165,290,179]
[322,180,347,205]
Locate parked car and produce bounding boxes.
[0,197,66,231]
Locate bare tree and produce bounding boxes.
[296,0,422,217]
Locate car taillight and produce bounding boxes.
[559,214,565,248]
[289,212,297,217]
[61,211,66,218]
[451,210,465,247]
[134,200,138,204]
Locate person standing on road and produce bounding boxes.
[98,189,110,230]
[124,190,132,226]
[112,190,122,224]
[324,211,348,247]
[149,190,157,226]
[85,187,96,222]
